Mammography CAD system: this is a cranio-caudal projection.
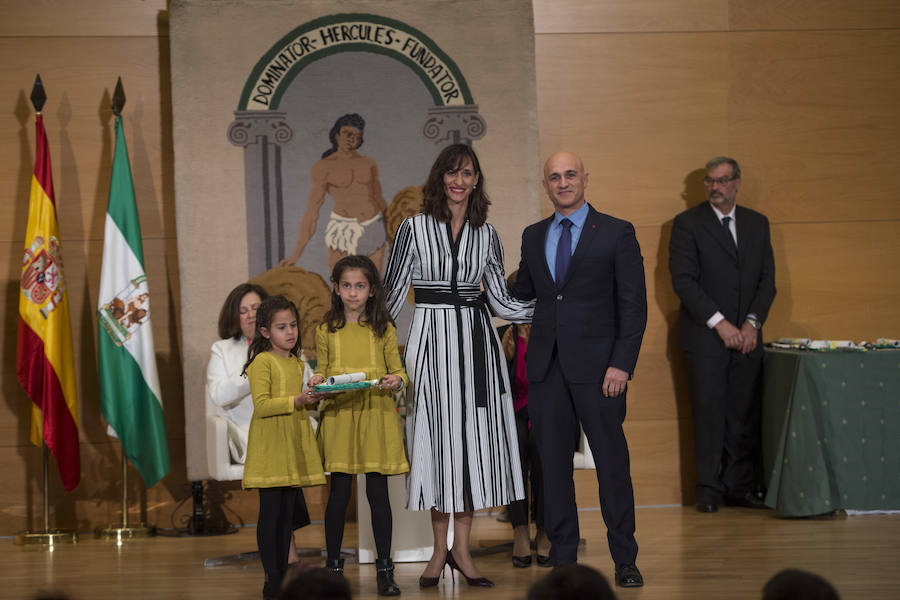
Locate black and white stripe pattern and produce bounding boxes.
[384,214,534,512]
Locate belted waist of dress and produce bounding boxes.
[414,288,484,306]
[414,288,504,408]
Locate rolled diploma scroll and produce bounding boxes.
[327,372,367,386]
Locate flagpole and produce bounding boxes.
[93,78,157,543]
[42,444,49,531]
[16,76,78,546]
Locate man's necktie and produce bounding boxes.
[721,216,736,247]
[555,218,573,282]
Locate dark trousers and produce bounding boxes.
[685,349,763,502]
[325,472,392,561]
[257,486,309,594]
[529,353,638,566]
[508,406,545,529]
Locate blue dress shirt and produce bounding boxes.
[545,202,589,281]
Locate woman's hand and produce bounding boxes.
[378,374,402,390]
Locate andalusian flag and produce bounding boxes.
[17,113,81,492]
[97,115,170,488]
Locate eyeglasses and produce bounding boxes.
[703,175,738,187]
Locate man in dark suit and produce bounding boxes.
[669,156,776,513]
[513,152,647,587]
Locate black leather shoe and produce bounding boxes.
[725,491,769,509]
[536,554,552,567]
[375,558,401,596]
[696,501,718,513]
[615,563,644,587]
[511,554,532,568]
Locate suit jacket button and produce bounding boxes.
[556,294,563,301]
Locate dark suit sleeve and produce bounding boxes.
[610,222,647,375]
[512,230,537,301]
[747,215,776,323]
[669,214,720,325]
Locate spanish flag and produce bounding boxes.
[17,112,80,492]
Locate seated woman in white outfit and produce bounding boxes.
[206,283,269,465]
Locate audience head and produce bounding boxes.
[278,566,352,600]
[762,569,840,600]
[422,143,489,227]
[218,282,268,340]
[527,563,617,600]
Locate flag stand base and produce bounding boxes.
[94,452,156,542]
[15,529,78,545]
[17,446,78,545]
[94,524,155,542]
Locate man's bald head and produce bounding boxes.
[542,152,589,216]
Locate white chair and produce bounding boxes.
[205,412,244,482]
[573,426,595,470]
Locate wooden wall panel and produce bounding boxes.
[0,37,175,244]
[729,0,900,31]
[0,0,168,37]
[767,221,900,341]
[533,0,727,34]
[728,30,900,224]
[535,33,730,227]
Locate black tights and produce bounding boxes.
[257,487,298,593]
[325,472,392,561]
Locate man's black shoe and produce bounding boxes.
[615,563,644,587]
[696,501,718,513]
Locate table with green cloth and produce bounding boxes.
[762,347,900,517]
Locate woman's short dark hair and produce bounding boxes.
[217,283,268,340]
[421,143,490,228]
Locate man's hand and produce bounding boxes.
[603,367,629,398]
[715,320,743,350]
[739,321,758,354]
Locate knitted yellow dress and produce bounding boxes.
[243,351,326,489]
[315,322,410,474]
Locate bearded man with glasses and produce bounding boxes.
[668,156,777,513]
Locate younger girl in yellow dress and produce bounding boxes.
[242,295,325,600]
[308,255,409,597]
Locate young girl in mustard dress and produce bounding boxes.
[242,295,325,600]
[308,255,409,597]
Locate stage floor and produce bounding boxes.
[5,506,899,599]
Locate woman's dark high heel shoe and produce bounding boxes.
[446,550,494,587]
[511,553,533,568]
[418,555,446,588]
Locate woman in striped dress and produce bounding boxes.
[383,144,533,587]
